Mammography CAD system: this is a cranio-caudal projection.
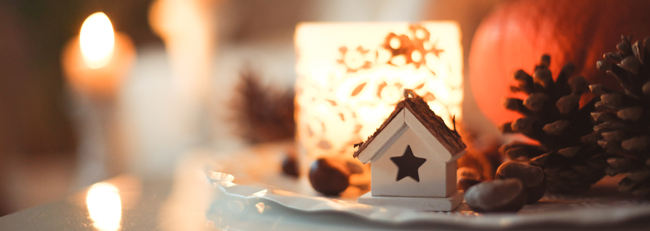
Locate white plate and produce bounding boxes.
[202,144,650,231]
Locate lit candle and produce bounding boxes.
[62,12,135,183]
[62,12,135,100]
[295,22,463,191]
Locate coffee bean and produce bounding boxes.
[458,178,482,191]
[309,157,349,195]
[457,167,482,191]
[281,154,299,177]
[495,161,546,204]
[464,179,526,213]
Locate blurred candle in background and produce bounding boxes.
[63,12,135,100]
[149,0,218,147]
[62,12,135,186]
[295,22,463,191]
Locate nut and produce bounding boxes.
[457,167,482,191]
[309,157,349,195]
[495,161,545,204]
[464,179,526,213]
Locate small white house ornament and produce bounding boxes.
[353,89,466,211]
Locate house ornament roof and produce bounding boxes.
[353,89,466,158]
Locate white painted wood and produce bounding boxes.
[368,124,408,164]
[358,191,464,211]
[403,109,453,162]
[449,150,466,162]
[371,126,448,197]
[358,107,465,200]
[357,109,405,163]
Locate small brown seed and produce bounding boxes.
[309,157,349,195]
[495,161,545,204]
[281,154,299,177]
[464,179,526,213]
[457,167,482,191]
[457,167,481,180]
[458,178,482,191]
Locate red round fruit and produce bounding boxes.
[470,0,650,125]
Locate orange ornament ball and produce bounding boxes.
[469,0,650,126]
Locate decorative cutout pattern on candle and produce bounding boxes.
[295,22,463,183]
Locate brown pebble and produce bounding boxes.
[464,179,526,213]
[495,161,545,204]
[281,154,299,177]
[309,157,349,195]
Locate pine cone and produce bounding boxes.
[591,36,650,198]
[229,70,295,144]
[500,55,608,193]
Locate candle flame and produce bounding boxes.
[80,12,115,69]
[86,183,122,231]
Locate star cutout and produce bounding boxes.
[390,145,427,182]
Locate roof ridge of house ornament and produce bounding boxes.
[353,89,466,211]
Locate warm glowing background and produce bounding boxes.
[0,0,503,217]
[295,22,463,177]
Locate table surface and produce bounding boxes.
[1,145,650,231]
[0,149,220,231]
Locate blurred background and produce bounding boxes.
[0,0,506,215]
